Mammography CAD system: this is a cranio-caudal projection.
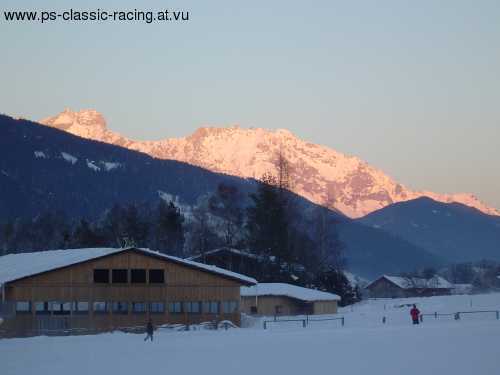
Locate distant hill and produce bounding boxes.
[0,114,440,278]
[358,197,500,263]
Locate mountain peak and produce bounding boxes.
[36,110,500,218]
[41,109,107,132]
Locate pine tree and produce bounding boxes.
[208,183,243,247]
[156,200,185,256]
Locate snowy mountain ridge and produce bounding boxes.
[39,109,499,218]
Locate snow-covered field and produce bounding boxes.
[2,293,500,375]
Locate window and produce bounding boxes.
[132,302,147,314]
[150,302,165,314]
[222,301,239,314]
[131,269,146,283]
[149,269,165,284]
[112,269,128,283]
[250,306,258,314]
[184,301,201,314]
[203,301,219,314]
[15,301,31,314]
[112,302,128,314]
[93,301,108,314]
[73,302,89,315]
[35,302,50,315]
[93,269,109,283]
[168,302,182,314]
[52,302,71,316]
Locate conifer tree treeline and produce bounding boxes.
[0,152,358,304]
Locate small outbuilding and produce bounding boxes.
[241,283,340,316]
[365,275,453,298]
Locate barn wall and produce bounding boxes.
[366,279,407,298]
[1,250,245,337]
[313,301,338,314]
[241,296,305,316]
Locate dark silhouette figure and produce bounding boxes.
[410,304,420,325]
[144,319,154,342]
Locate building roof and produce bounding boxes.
[241,283,341,302]
[187,247,260,261]
[0,247,257,287]
[366,275,453,290]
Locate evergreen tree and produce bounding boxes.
[246,173,289,264]
[72,219,103,248]
[156,200,185,255]
[208,183,243,247]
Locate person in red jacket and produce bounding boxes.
[410,304,420,325]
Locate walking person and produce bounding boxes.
[144,319,154,342]
[410,304,420,325]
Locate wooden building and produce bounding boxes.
[188,248,262,280]
[241,283,340,316]
[365,275,453,298]
[0,247,256,337]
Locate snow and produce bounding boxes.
[102,162,121,171]
[60,152,78,164]
[368,275,453,290]
[38,110,500,218]
[1,293,499,375]
[188,247,259,261]
[0,247,256,287]
[33,151,47,159]
[86,160,100,171]
[241,283,341,302]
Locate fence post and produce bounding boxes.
[435,312,437,319]
[382,316,386,324]
[496,311,499,320]
[263,321,267,330]
[302,319,306,328]
[341,317,345,327]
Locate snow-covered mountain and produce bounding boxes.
[40,109,499,218]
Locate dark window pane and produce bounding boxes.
[35,302,51,315]
[112,302,128,314]
[150,302,165,313]
[112,269,128,283]
[131,269,146,283]
[93,269,109,283]
[149,269,165,284]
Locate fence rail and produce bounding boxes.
[420,310,499,322]
[263,315,345,329]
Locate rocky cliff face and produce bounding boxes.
[39,109,499,218]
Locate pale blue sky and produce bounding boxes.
[1,0,499,208]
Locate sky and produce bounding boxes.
[1,0,499,209]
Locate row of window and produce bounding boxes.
[15,300,239,315]
[93,269,165,284]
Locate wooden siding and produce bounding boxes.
[313,301,338,314]
[241,296,337,316]
[1,249,245,336]
[366,278,452,298]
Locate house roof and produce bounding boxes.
[187,247,259,261]
[0,247,257,287]
[366,275,453,290]
[241,283,341,302]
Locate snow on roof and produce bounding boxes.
[366,275,453,290]
[241,283,341,302]
[0,247,257,286]
[187,247,259,261]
